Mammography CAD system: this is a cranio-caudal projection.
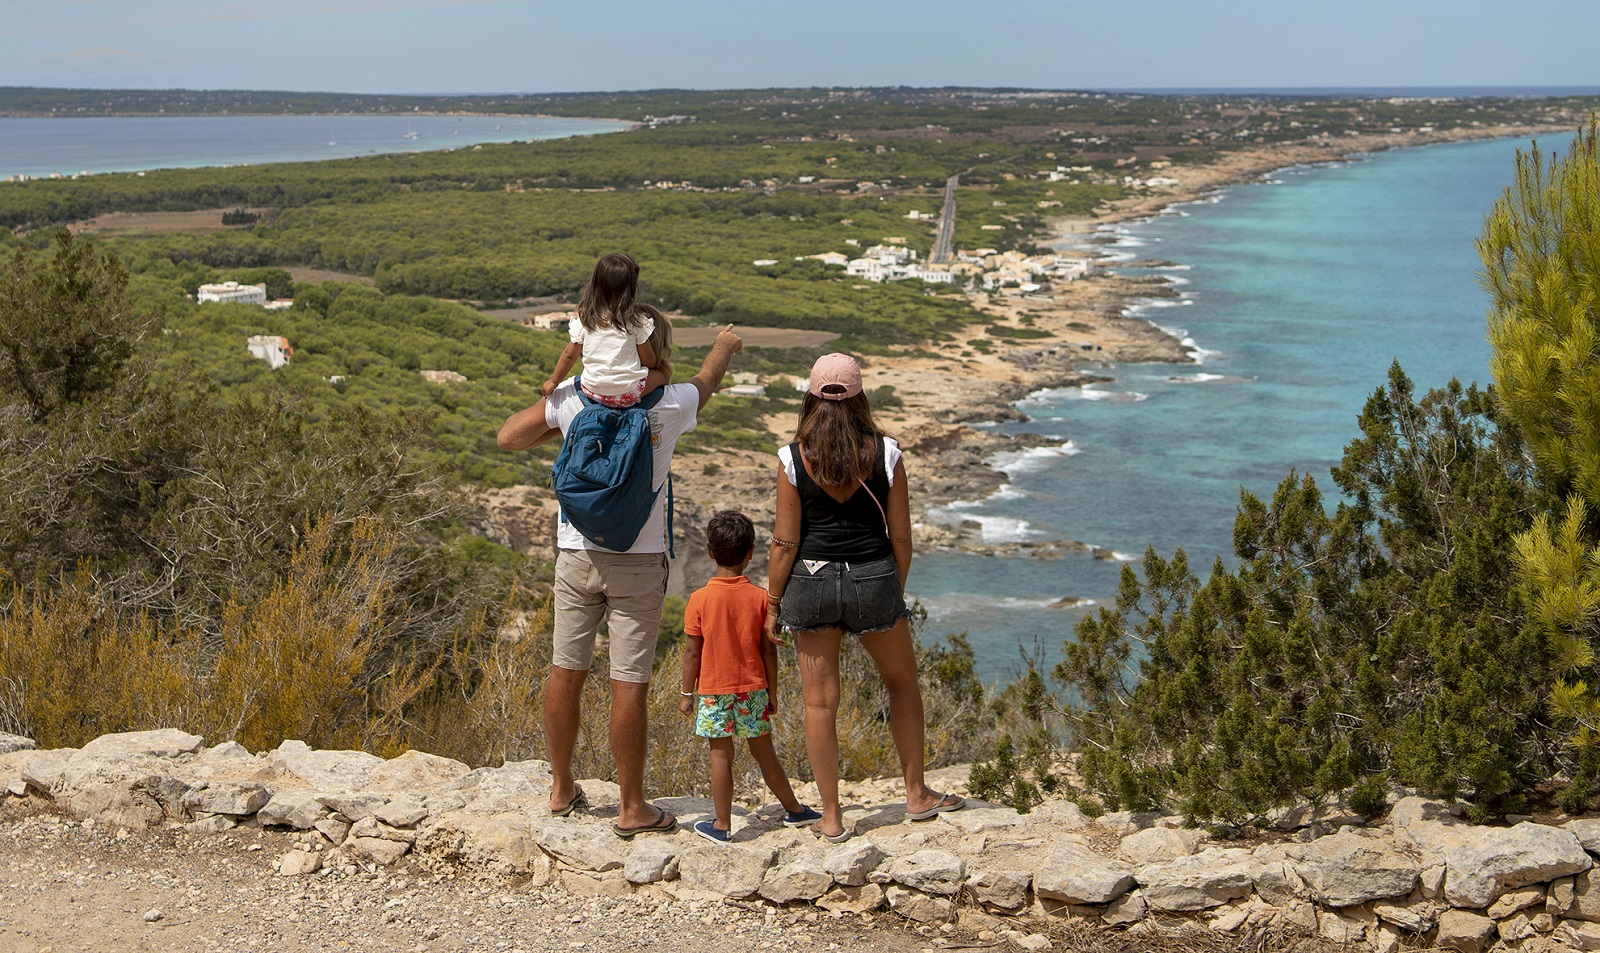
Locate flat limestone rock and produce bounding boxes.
[1281,828,1420,907]
[886,850,965,896]
[270,741,382,792]
[78,729,204,761]
[258,790,326,830]
[1137,848,1260,912]
[182,781,272,817]
[0,733,36,755]
[1034,842,1135,905]
[1117,826,1205,867]
[1398,816,1590,908]
[677,844,775,899]
[435,760,552,815]
[366,750,470,793]
[967,869,1031,911]
[533,821,627,872]
[935,802,1027,834]
[885,885,953,922]
[414,810,549,878]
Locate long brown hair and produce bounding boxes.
[639,303,672,379]
[794,391,886,487]
[577,252,645,335]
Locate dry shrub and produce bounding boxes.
[0,571,195,747]
[412,600,553,766]
[0,526,1001,795]
[200,519,429,755]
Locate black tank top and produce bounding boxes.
[791,439,894,562]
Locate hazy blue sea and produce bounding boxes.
[0,114,632,180]
[913,132,1574,682]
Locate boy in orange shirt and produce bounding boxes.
[679,510,821,842]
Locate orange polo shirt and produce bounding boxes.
[684,576,770,694]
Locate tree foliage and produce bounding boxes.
[1483,119,1600,799]
[1055,368,1549,823]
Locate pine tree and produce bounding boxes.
[1482,118,1600,799]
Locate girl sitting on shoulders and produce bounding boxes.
[542,252,671,406]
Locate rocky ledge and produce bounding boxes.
[9,729,1600,953]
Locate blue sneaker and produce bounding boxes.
[783,806,823,828]
[693,819,731,843]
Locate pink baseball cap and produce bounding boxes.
[807,353,863,400]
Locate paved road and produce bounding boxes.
[930,174,958,264]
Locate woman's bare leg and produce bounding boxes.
[859,617,942,815]
[795,627,846,837]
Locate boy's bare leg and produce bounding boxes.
[746,733,804,814]
[709,736,736,831]
[796,628,846,838]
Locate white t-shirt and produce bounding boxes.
[545,378,697,553]
[778,437,902,488]
[570,315,656,396]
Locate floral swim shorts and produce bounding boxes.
[694,687,773,739]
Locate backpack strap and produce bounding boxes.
[665,471,675,560]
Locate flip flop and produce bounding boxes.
[612,804,677,839]
[812,824,853,844]
[550,784,587,817]
[905,793,966,822]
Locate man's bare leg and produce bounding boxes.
[544,665,588,813]
[611,678,673,830]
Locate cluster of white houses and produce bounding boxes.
[782,244,1095,293]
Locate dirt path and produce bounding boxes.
[0,804,945,953]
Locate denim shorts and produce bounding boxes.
[777,555,908,636]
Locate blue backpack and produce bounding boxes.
[551,378,673,554]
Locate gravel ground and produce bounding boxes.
[0,802,965,953]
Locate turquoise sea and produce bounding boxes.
[912,132,1575,682]
[0,114,632,180]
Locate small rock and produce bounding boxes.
[885,885,953,923]
[1487,884,1545,919]
[143,908,164,923]
[886,850,965,896]
[1014,934,1050,951]
[1102,889,1147,926]
[825,841,886,887]
[278,850,322,877]
[624,843,679,885]
[185,814,237,834]
[966,869,1030,912]
[1435,910,1496,953]
[817,883,885,914]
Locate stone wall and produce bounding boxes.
[5,729,1600,952]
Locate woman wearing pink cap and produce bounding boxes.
[763,352,965,842]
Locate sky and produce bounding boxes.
[3,0,1597,94]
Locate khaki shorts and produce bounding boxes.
[552,549,669,684]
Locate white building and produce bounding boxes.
[246,335,293,369]
[524,311,574,332]
[199,281,268,306]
